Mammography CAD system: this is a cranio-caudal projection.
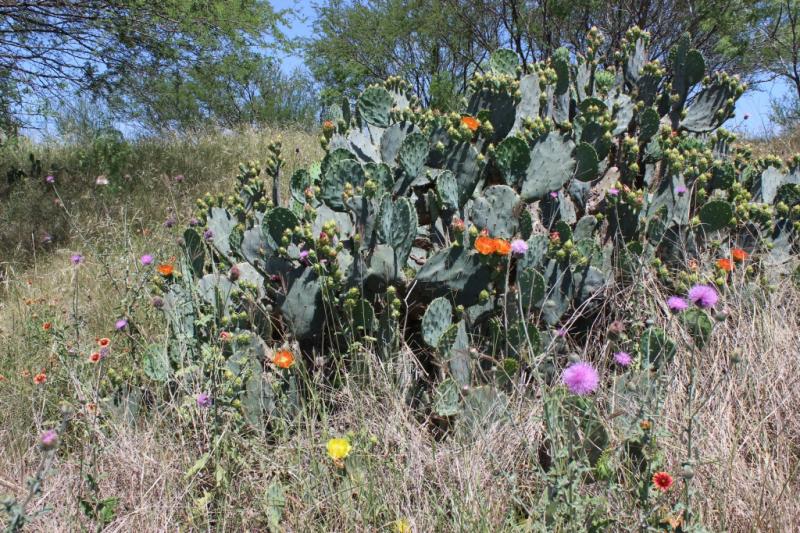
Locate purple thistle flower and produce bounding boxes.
[562,362,599,395]
[196,392,212,408]
[667,296,689,312]
[45,175,55,184]
[556,327,568,337]
[140,254,154,266]
[688,284,718,308]
[115,318,128,331]
[164,215,177,228]
[189,217,200,227]
[613,351,633,367]
[151,296,164,309]
[203,229,214,241]
[40,429,58,449]
[299,249,310,264]
[70,254,83,265]
[675,185,688,195]
[608,187,619,196]
[510,239,528,256]
[549,191,559,199]
[173,174,185,182]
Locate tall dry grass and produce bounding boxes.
[1,128,798,531]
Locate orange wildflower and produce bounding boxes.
[731,248,749,262]
[0,374,6,382]
[716,258,734,272]
[33,372,47,385]
[652,471,674,492]
[494,239,511,255]
[98,337,111,348]
[89,352,101,363]
[461,115,479,132]
[474,235,497,255]
[157,263,174,277]
[42,322,52,331]
[273,349,295,369]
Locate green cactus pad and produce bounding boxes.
[183,228,205,277]
[681,83,736,132]
[357,85,393,127]
[517,268,545,315]
[699,200,734,233]
[490,48,520,77]
[682,308,713,348]
[265,207,299,249]
[290,169,312,203]
[422,296,453,347]
[142,344,170,382]
[519,208,533,240]
[442,142,482,207]
[639,107,660,142]
[416,246,491,304]
[521,133,576,200]
[433,378,461,417]
[438,320,470,386]
[321,158,366,211]
[470,185,520,239]
[512,73,541,131]
[436,170,459,212]
[494,136,531,185]
[398,131,429,178]
[281,269,323,340]
[351,298,376,335]
[553,47,570,95]
[640,327,676,370]
[574,142,599,182]
[756,166,785,204]
[380,121,419,166]
[206,207,236,257]
[384,196,417,266]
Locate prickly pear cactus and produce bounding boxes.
[156,26,800,438]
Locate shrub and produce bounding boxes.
[146,27,800,529]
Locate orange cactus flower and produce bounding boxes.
[474,235,497,255]
[494,238,511,255]
[98,338,111,348]
[731,248,749,262]
[157,263,174,277]
[33,372,47,385]
[652,471,674,492]
[219,331,232,342]
[42,322,52,331]
[322,120,335,130]
[716,258,734,272]
[273,349,295,369]
[461,115,479,132]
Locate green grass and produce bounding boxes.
[1,128,799,531]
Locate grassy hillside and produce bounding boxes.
[1,128,799,531]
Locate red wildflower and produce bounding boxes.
[273,349,295,369]
[474,235,497,255]
[731,248,749,262]
[652,471,674,492]
[717,258,734,272]
[33,372,47,385]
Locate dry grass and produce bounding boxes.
[1,128,799,531]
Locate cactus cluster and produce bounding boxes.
[156,27,799,432]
